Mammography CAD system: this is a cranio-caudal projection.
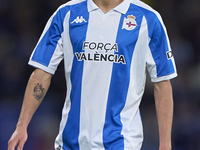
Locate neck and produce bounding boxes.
[93,0,124,13]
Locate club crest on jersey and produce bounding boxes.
[122,15,137,31]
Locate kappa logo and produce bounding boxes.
[122,15,137,31]
[71,16,87,23]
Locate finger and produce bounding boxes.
[8,139,18,150]
[17,139,26,150]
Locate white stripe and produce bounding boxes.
[121,16,148,150]
[48,38,64,73]
[78,11,121,150]
[146,41,157,80]
[54,11,74,149]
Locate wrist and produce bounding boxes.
[159,142,172,150]
[16,121,28,130]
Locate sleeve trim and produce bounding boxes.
[28,60,56,75]
[151,72,177,83]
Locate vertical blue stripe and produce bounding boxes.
[136,6,175,77]
[103,4,144,150]
[149,20,175,77]
[62,1,89,150]
[32,6,69,66]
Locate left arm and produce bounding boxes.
[154,80,173,150]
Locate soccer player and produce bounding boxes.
[8,0,177,150]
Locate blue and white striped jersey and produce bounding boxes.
[28,0,177,149]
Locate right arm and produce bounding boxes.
[8,68,53,150]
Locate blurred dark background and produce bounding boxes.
[0,0,200,149]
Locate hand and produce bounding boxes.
[8,127,28,150]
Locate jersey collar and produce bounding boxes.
[87,0,131,14]
[87,0,99,12]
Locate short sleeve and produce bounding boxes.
[146,13,177,82]
[28,9,65,75]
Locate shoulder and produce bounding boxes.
[57,0,87,12]
[50,0,87,20]
[129,0,166,37]
[65,0,87,5]
[129,0,162,22]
